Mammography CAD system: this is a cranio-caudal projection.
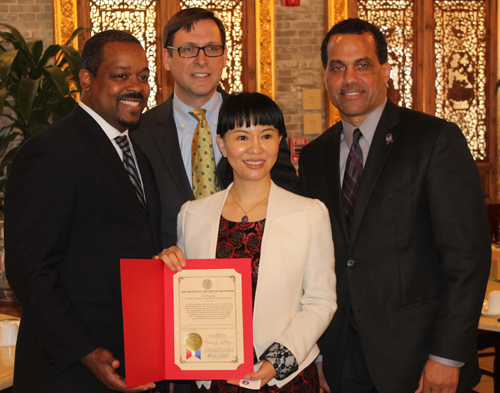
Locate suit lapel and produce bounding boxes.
[324,124,350,243]
[349,101,401,244]
[135,143,162,249]
[152,95,194,202]
[74,106,149,218]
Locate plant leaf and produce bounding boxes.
[0,145,22,174]
[0,87,7,115]
[0,127,20,157]
[43,94,75,124]
[17,76,40,122]
[0,24,28,52]
[29,107,49,133]
[49,103,68,123]
[0,124,14,139]
[0,123,22,157]
[0,50,19,84]
[45,66,69,96]
[60,46,82,91]
[28,40,44,64]
[37,44,62,70]
[0,174,8,191]
[64,27,92,46]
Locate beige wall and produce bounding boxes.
[275,0,326,141]
[0,0,53,47]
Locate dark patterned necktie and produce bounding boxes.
[342,128,363,230]
[115,135,147,212]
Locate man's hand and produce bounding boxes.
[81,348,156,392]
[415,358,460,393]
[227,360,277,388]
[154,246,186,272]
[315,360,331,393]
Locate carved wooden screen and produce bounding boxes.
[77,0,256,105]
[344,0,497,202]
[434,1,488,161]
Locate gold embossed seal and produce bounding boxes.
[184,332,202,351]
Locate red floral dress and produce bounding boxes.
[192,217,319,393]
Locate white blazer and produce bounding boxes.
[177,181,337,387]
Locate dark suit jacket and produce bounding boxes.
[299,99,491,393]
[131,87,300,248]
[4,105,162,392]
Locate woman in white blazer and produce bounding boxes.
[158,92,336,392]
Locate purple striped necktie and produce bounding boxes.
[342,128,363,230]
[115,135,147,212]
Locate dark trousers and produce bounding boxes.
[340,324,379,393]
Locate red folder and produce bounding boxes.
[120,259,254,387]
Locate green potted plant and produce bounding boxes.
[0,24,89,201]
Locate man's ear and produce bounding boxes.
[382,62,391,83]
[163,48,172,72]
[80,69,92,92]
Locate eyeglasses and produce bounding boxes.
[166,45,225,58]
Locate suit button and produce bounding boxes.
[347,259,354,266]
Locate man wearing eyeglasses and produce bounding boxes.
[132,7,300,250]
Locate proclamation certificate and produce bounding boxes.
[173,268,245,371]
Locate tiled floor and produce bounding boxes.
[476,349,495,393]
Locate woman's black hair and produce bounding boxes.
[216,92,286,189]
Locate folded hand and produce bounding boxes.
[81,348,156,392]
[154,246,186,272]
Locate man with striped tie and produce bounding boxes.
[299,18,490,393]
[5,30,161,392]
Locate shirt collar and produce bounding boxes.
[172,91,222,126]
[341,98,387,147]
[78,101,129,140]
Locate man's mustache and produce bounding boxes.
[117,92,145,101]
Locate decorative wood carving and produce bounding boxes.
[256,0,275,98]
[53,0,79,47]
[325,0,348,127]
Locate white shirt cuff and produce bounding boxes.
[429,354,464,368]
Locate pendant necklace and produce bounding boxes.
[230,190,269,223]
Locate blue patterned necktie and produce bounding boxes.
[342,128,363,230]
[190,109,218,199]
[115,135,147,212]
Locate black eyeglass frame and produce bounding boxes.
[166,45,225,58]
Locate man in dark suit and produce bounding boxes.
[5,31,161,392]
[299,19,491,393]
[132,8,299,249]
